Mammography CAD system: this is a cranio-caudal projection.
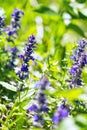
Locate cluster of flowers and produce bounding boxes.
[16,35,37,80]
[52,100,69,125]
[28,77,49,126]
[69,38,87,88]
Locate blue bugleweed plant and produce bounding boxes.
[28,77,49,127]
[16,35,37,80]
[2,8,87,129]
[69,38,87,88]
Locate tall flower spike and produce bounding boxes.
[28,77,49,126]
[69,38,87,88]
[0,16,5,34]
[11,8,24,29]
[16,35,37,80]
[5,8,24,42]
[52,101,69,125]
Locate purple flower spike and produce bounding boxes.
[5,8,24,42]
[69,38,87,88]
[16,35,37,80]
[0,16,5,28]
[0,16,5,34]
[11,8,24,29]
[28,77,49,125]
[53,102,69,125]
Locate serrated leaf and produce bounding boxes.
[0,81,16,92]
[33,5,57,16]
[67,23,85,37]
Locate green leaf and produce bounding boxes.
[47,88,83,101]
[22,87,29,91]
[0,103,7,112]
[66,6,78,19]
[21,89,35,102]
[56,117,79,130]
[0,81,16,92]
[33,5,57,16]
[67,23,85,37]
[78,11,87,19]
[75,115,87,128]
[76,0,86,3]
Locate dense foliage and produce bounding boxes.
[1,0,87,130]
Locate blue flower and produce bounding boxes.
[21,64,28,72]
[5,28,17,36]
[18,54,24,59]
[40,104,49,112]
[16,71,28,80]
[10,47,18,53]
[28,35,35,43]
[70,65,78,75]
[33,114,42,122]
[28,105,37,112]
